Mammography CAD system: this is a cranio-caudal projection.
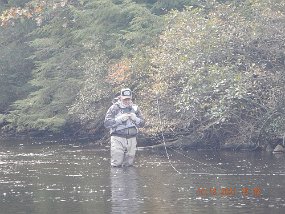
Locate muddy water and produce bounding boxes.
[0,139,285,214]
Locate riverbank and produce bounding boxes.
[1,128,284,153]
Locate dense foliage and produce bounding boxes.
[138,0,285,147]
[0,0,285,148]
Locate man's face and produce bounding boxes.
[122,98,132,106]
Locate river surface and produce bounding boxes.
[0,139,285,214]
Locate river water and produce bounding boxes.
[0,139,285,214]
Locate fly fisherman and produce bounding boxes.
[104,88,145,167]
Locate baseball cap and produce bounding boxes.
[120,88,132,99]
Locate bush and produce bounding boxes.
[139,0,285,146]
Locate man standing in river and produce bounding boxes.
[104,88,145,167]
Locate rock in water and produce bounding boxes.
[273,144,285,153]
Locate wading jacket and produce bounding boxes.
[104,101,145,138]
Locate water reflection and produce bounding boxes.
[110,167,139,214]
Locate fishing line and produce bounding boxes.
[156,92,182,174]
[189,172,285,176]
[155,92,227,174]
[168,147,227,172]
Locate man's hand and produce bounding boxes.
[129,113,140,124]
[129,113,137,121]
[115,114,129,123]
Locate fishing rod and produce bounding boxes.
[155,92,227,174]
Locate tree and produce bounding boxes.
[68,0,163,135]
[0,1,35,115]
[1,0,164,135]
[4,1,85,134]
[140,0,285,146]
